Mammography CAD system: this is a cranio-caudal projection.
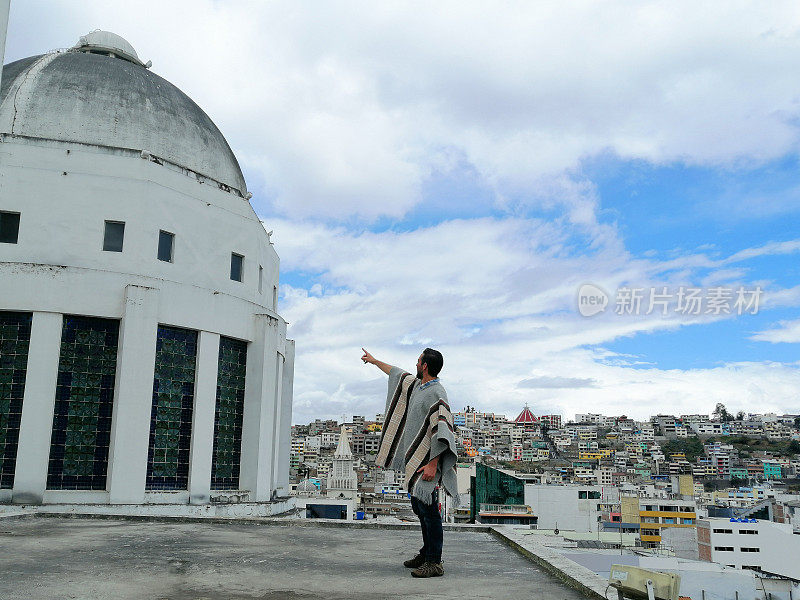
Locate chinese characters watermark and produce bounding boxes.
[577,284,762,317]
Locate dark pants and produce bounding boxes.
[410,488,443,563]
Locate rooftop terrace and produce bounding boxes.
[0,516,588,600]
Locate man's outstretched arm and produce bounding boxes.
[361,348,393,376]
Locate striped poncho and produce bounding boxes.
[375,367,459,506]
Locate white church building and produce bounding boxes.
[326,426,358,500]
[0,31,294,510]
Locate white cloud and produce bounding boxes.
[751,319,800,344]
[723,240,800,264]
[8,2,800,219]
[267,217,800,423]
[6,2,800,424]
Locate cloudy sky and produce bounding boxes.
[6,1,800,424]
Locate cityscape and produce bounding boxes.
[289,404,800,595]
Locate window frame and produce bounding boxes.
[102,220,125,252]
[230,252,244,282]
[157,230,175,263]
[0,211,21,244]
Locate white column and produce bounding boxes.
[107,285,159,504]
[12,311,63,505]
[274,339,294,497]
[188,330,219,504]
[240,314,280,501]
[268,349,284,496]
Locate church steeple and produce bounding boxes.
[327,425,357,498]
[334,425,353,459]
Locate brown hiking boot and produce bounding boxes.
[411,561,444,578]
[403,553,425,568]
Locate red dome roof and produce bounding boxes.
[515,406,537,423]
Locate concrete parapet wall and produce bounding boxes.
[1,499,295,519]
[489,528,609,599]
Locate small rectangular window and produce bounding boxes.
[273,285,278,310]
[231,253,243,282]
[714,546,734,552]
[258,266,264,293]
[0,211,21,244]
[103,221,125,252]
[158,230,174,262]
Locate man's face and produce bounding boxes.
[416,354,425,379]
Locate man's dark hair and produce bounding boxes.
[421,348,443,377]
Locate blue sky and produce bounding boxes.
[6,1,800,423]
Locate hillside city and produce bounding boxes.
[289,403,800,589]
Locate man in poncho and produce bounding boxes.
[361,347,459,578]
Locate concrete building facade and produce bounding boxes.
[0,32,294,508]
[524,484,604,532]
[698,517,800,579]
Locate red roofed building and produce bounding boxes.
[515,405,538,424]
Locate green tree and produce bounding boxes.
[713,403,734,422]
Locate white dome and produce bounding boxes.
[73,30,143,66]
[0,32,247,193]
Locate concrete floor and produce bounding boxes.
[0,517,587,600]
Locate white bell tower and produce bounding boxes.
[326,425,357,499]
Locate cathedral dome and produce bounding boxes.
[0,32,247,193]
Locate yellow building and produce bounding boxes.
[578,449,614,461]
[677,474,694,497]
[639,499,697,547]
[620,495,640,525]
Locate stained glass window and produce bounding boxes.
[0,312,32,489]
[146,325,197,490]
[47,316,119,490]
[211,336,247,490]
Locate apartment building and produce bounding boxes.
[539,414,562,429]
[639,498,697,548]
[524,484,604,532]
[691,422,727,435]
[698,517,800,579]
[291,437,305,454]
[575,413,612,427]
[320,431,340,448]
[652,415,677,436]
[681,414,709,424]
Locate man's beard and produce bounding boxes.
[416,368,423,379]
